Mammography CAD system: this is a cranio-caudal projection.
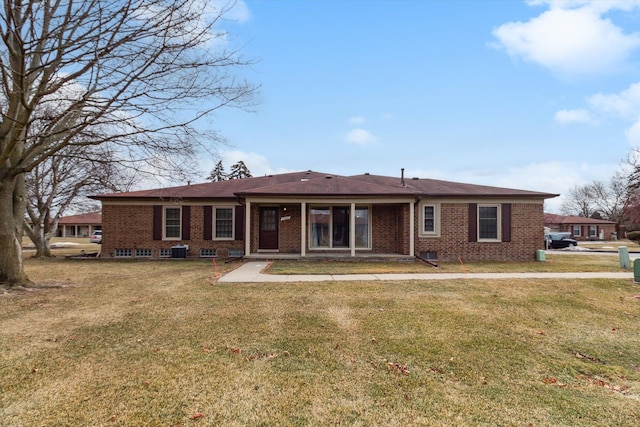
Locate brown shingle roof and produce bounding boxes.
[544,213,616,225]
[91,171,557,201]
[91,171,330,200]
[58,211,102,225]
[236,174,416,197]
[348,174,557,198]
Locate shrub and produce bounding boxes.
[626,230,640,243]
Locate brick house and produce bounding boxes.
[56,211,102,238]
[91,171,556,261]
[544,213,618,241]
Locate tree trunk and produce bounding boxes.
[31,228,53,258]
[0,174,31,287]
[23,219,53,258]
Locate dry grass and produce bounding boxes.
[268,254,631,275]
[1,258,640,426]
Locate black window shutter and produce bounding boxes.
[203,206,213,241]
[501,204,512,242]
[182,206,191,241]
[468,203,477,242]
[153,205,162,240]
[235,205,245,241]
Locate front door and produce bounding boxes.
[259,207,279,250]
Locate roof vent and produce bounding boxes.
[364,172,370,175]
[412,177,419,180]
[325,175,332,179]
[301,178,309,182]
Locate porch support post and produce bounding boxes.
[301,202,306,257]
[245,201,251,256]
[350,202,356,257]
[409,201,415,257]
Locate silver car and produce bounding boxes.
[90,230,102,243]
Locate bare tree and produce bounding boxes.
[590,175,627,223]
[561,177,627,222]
[23,145,131,258]
[0,0,256,287]
[561,185,596,218]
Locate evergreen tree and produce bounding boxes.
[207,161,227,182]
[228,161,252,179]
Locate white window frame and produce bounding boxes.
[573,225,581,237]
[163,206,182,241]
[478,204,501,242]
[213,206,235,240]
[419,202,441,237]
[308,205,372,249]
[354,205,372,249]
[589,225,597,237]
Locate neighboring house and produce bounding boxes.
[91,171,557,262]
[543,213,617,241]
[56,211,102,238]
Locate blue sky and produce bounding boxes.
[199,0,640,212]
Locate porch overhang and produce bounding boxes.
[243,196,416,258]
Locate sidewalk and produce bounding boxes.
[217,262,634,283]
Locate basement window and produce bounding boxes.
[115,248,132,258]
[200,248,217,258]
[135,249,152,258]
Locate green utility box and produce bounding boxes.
[634,258,640,284]
[619,246,631,269]
[536,249,546,262]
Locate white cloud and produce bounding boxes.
[345,128,376,145]
[349,116,365,125]
[624,118,640,146]
[493,2,640,76]
[407,160,616,214]
[224,0,251,23]
[554,108,593,124]
[588,82,640,119]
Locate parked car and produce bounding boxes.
[90,230,102,244]
[545,233,577,249]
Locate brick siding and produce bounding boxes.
[101,204,244,259]
[102,201,544,261]
[414,202,544,261]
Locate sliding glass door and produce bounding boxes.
[309,205,370,249]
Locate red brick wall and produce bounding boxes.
[279,204,301,253]
[560,224,617,241]
[102,201,544,261]
[414,202,544,262]
[101,204,243,259]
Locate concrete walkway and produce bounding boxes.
[218,262,634,283]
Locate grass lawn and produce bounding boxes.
[267,253,633,274]
[1,258,640,426]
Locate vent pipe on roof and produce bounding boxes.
[401,168,405,187]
